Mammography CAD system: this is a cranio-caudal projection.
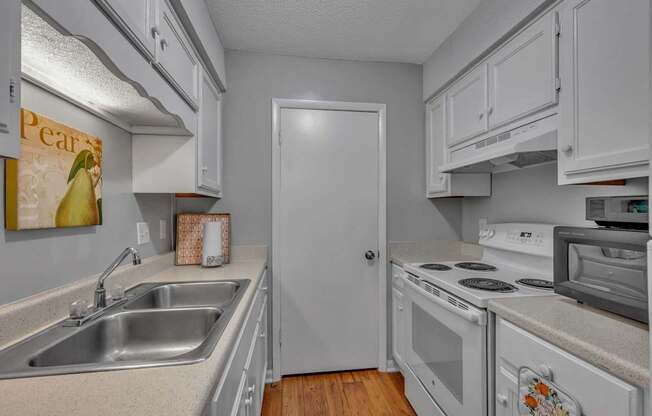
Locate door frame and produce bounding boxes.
[271,99,387,381]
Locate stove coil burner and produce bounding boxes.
[516,278,554,290]
[455,262,497,272]
[459,278,518,293]
[419,263,452,271]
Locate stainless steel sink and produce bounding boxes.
[124,281,241,310]
[0,279,249,379]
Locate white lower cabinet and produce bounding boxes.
[495,317,642,416]
[557,0,649,184]
[391,264,406,370]
[206,272,268,416]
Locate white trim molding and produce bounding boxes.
[271,99,388,381]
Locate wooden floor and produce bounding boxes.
[261,370,416,416]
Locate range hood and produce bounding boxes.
[439,115,558,174]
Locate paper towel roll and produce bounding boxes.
[202,221,224,267]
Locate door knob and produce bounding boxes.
[364,250,377,261]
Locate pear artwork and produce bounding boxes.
[55,149,102,227]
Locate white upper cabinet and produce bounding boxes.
[0,0,20,159]
[446,64,488,146]
[95,0,157,60]
[154,0,199,108]
[488,10,559,129]
[426,94,491,198]
[558,0,649,184]
[197,69,223,195]
[426,96,448,195]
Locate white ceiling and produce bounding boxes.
[205,0,483,64]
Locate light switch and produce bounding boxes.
[137,222,150,245]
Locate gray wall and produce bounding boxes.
[462,163,649,241]
[0,82,172,306]
[422,0,553,100]
[178,50,463,245]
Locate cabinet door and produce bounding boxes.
[95,0,157,59]
[558,0,649,182]
[155,0,199,108]
[252,301,268,415]
[197,69,222,194]
[232,371,252,416]
[488,10,558,129]
[391,288,404,369]
[446,64,488,146]
[243,322,261,416]
[425,95,449,195]
[0,0,20,159]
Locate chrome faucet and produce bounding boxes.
[94,247,141,308]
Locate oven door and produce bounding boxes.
[403,275,487,416]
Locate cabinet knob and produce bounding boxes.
[496,393,508,406]
[151,25,160,38]
[538,364,553,380]
[561,144,573,154]
[478,111,484,120]
[247,385,256,395]
[202,166,208,173]
[487,107,494,115]
[160,38,168,51]
[398,305,403,311]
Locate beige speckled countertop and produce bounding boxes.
[0,248,267,415]
[489,295,649,388]
[389,240,482,266]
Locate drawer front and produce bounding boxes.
[404,365,446,416]
[208,283,266,415]
[155,0,198,107]
[496,318,642,416]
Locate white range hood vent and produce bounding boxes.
[439,115,558,174]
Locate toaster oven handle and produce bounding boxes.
[403,274,487,326]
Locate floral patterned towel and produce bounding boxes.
[518,367,581,416]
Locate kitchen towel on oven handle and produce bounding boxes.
[517,366,581,416]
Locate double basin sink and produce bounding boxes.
[0,280,249,379]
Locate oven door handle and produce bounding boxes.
[403,275,487,326]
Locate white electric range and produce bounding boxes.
[399,223,557,416]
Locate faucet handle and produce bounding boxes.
[69,300,89,319]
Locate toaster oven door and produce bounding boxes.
[554,227,649,322]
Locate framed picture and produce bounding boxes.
[175,213,231,265]
[5,109,103,230]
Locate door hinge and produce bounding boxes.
[8,78,16,103]
[555,77,561,92]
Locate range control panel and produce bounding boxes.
[479,223,556,257]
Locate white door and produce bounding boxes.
[558,0,649,183]
[197,69,222,194]
[446,64,488,146]
[279,107,380,375]
[426,95,449,195]
[488,9,558,129]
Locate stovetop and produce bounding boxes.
[404,260,555,308]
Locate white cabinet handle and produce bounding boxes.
[478,111,484,119]
[398,305,403,311]
[259,330,266,338]
[247,384,256,395]
[487,107,493,115]
[561,144,573,154]
[496,393,508,406]
[151,25,160,38]
[160,38,168,51]
[201,166,208,173]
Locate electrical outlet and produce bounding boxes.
[160,219,167,240]
[137,222,150,245]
